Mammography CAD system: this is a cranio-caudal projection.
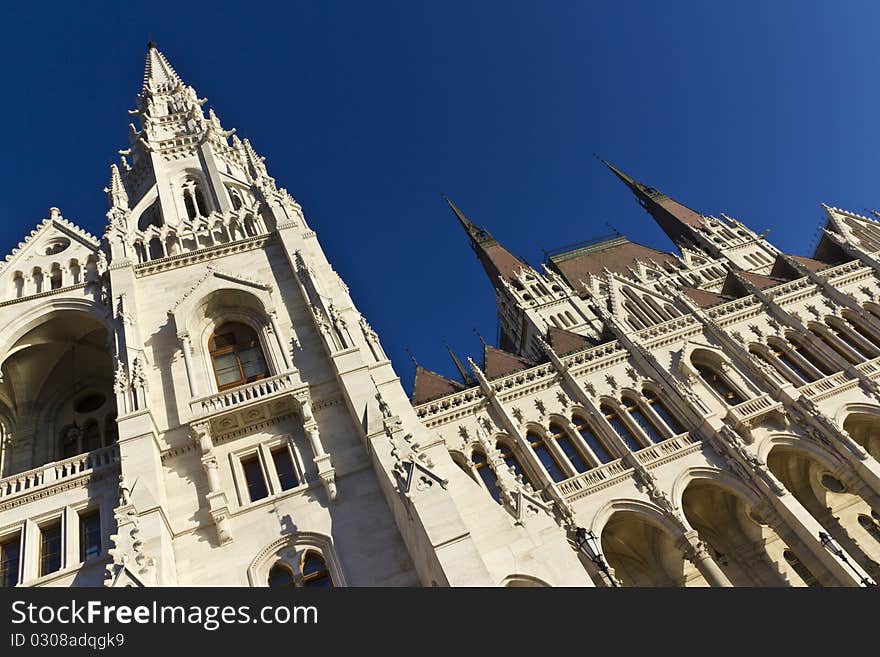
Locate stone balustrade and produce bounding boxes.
[798,371,859,403]
[726,393,784,429]
[0,444,119,501]
[190,371,303,417]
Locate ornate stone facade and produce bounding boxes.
[1,45,879,587]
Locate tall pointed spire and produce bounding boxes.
[444,196,529,290]
[105,163,129,210]
[602,160,706,247]
[142,42,184,92]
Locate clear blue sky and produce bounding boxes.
[2,2,879,393]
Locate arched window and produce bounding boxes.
[643,390,685,435]
[765,342,816,385]
[858,514,880,544]
[548,422,589,473]
[601,404,644,451]
[621,397,665,444]
[783,550,819,587]
[829,319,879,360]
[843,315,880,352]
[497,442,533,488]
[228,187,243,211]
[301,551,332,588]
[526,431,566,482]
[148,238,164,260]
[471,451,502,502]
[194,187,209,217]
[49,264,62,290]
[786,334,835,376]
[810,325,861,365]
[82,420,101,452]
[693,362,746,406]
[268,564,294,587]
[572,415,613,464]
[209,322,270,391]
[184,193,197,220]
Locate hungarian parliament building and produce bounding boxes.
[0,44,879,588]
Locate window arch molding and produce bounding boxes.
[247,532,346,587]
[806,320,866,365]
[522,421,571,484]
[569,408,618,464]
[598,396,648,452]
[197,312,276,393]
[684,346,752,407]
[759,338,821,386]
[493,435,537,489]
[825,315,880,360]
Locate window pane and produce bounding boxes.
[556,435,589,473]
[40,524,62,577]
[213,353,242,386]
[79,511,101,562]
[629,407,664,444]
[577,424,612,463]
[650,400,685,435]
[0,537,20,587]
[272,448,299,491]
[242,456,268,502]
[532,441,565,482]
[607,414,643,451]
[472,454,502,502]
[268,565,293,587]
[302,554,332,588]
[239,347,268,379]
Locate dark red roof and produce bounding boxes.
[548,237,678,289]
[548,326,592,355]
[483,345,535,379]
[681,286,731,309]
[411,366,465,405]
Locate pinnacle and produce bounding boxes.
[142,43,183,92]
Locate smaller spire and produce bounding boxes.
[142,43,183,92]
[104,163,129,210]
[602,159,706,247]
[444,196,530,290]
[445,342,475,385]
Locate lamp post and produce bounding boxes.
[575,526,618,587]
[819,531,876,587]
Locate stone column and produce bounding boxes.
[268,311,291,370]
[179,333,197,397]
[191,421,232,544]
[678,530,733,587]
[298,399,336,501]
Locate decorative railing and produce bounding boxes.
[634,433,699,466]
[0,444,119,501]
[557,459,630,500]
[856,356,880,381]
[190,371,302,416]
[726,393,783,428]
[798,372,858,403]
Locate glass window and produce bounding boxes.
[242,455,268,502]
[694,363,746,405]
[602,405,644,451]
[644,392,685,435]
[79,510,101,562]
[40,523,63,577]
[82,421,101,452]
[623,399,665,444]
[527,432,566,482]
[549,424,589,473]
[770,345,816,384]
[0,536,20,587]
[268,564,294,587]
[573,417,612,463]
[209,323,270,391]
[272,447,299,491]
[787,338,835,376]
[858,515,880,544]
[301,552,332,588]
[471,452,502,502]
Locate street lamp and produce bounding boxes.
[819,531,876,587]
[575,526,618,587]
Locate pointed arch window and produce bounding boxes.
[858,514,880,544]
[548,422,589,473]
[209,322,270,391]
[765,342,816,385]
[601,403,644,452]
[471,451,502,502]
[785,334,835,376]
[693,362,746,406]
[268,564,294,587]
[642,390,685,435]
[526,431,566,482]
[843,315,880,352]
[572,415,613,464]
[301,552,332,588]
[621,397,665,444]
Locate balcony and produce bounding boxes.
[726,393,786,434]
[797,371,859,403]
[0,444,119,503]
[634,433,700,468]
[855,356,880,381]
[557,459,631,502]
